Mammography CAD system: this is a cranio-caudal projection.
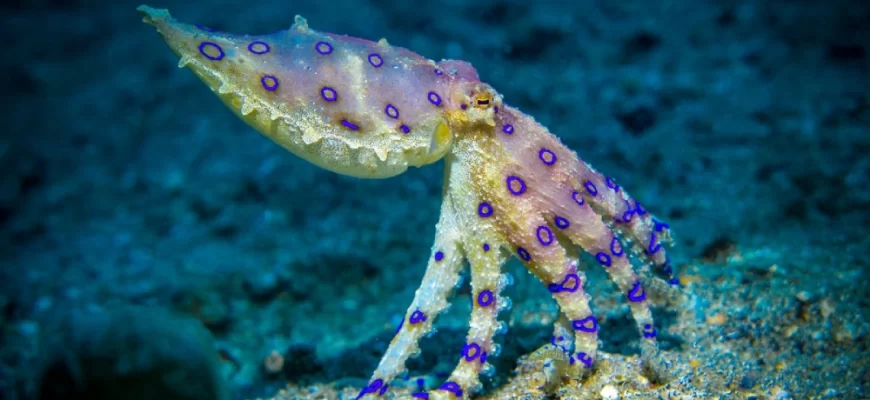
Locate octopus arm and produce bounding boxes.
[358,193,466,398]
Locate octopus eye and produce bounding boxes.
[474,93,493,109]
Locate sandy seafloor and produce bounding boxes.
[1,0,868,399]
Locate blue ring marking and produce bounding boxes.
[576,352,593,368]
[628,281,646,302]
[483,243,490,252]
[260,75,279,91]
[655,220,670,232]
[247,41,270,54]
[647,231,661,255]
[517,247,531,262]
[379,384,389,396]
[434,251,444,261]
[341,120,359,130]
[410,310,427,324]
[477,290,494,307]
[548,283,562,293]
[439,382,462,397]
[635,201,648,216]
[643,323,657,338]
[427,91,442,106]
[460,103,468,110]
[385,104,399,119]
[320,87,338,102]
[195,24,216,32]
[622,209,635,223]
[434,69,443,75]
[400,124,411,134]
[539,148,557,165]
[480,351,488,364]
[502,124,514,134]
[536,226,554,246]
[584,180,598,196]
[605,177,619,191]
[506,176,526,195]
[368,53,384,67]
[315,41,333,55]
[412,393,430,399]
[494,106,499,113]
[355,379,384,399]
[668,277,681,286]
[596,252,612,267]
[198,42,224,61]
[610,237,624,257]
[554,216,570,229]
[572,191,585,206]
[478,202,493,218]
[573,316,598,333]
[463,343,481,361]
[395,316,404,333]
[561,273,579,292]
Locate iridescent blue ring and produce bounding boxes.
[502,124,514,134]
[368,53,384,67]
[517,247,531,262]
[477,290,494,307]
[247,41,270,54]
[506,176,526,195]
[477,202,493,218]
[315,41,333,55]
[539,148,557,165]
[320,86,338,102]
[260,75,278,91]
[198,42,224,61]
[385,104,399,119]
[536,226,554,246]
[427,91,442,106]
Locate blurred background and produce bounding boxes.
[0,0,868,399]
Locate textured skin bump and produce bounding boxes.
[138,6,478,178]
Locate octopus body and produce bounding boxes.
[138,6,678,399]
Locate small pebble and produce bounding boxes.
[600,385,619,399]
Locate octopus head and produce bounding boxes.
[445,81,503,131]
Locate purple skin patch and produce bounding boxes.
[198,42,224,61]
[400,124,410,134]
